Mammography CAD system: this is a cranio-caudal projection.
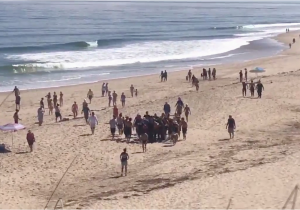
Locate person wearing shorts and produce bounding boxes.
[226,115,236,139]
[109,115,117,140]
[26,130,35,152]
[88,112,98,135]
[120,148,129,176]
[55,105,62,122]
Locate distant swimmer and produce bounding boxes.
[256,80,264,98]
[226,115,236,139]
[242,80,248,97]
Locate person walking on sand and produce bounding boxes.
[120,148,129,176]
[37,106,45,126]
[13,109,21,124]
[87,89,94,104]
[181,117,188,140]
[82,103,91,124]
[164,102,171,117]
[130,85,134,97]
[113,105,118,117]
[208,68,211,80]
[88,112,98,135]
[256,80,264,98]
[55,104,62,122]
[135,89,138,97]
[244,68,248,81]
[26,130,35,152]
[15,94,21,110]
[109,115,117,140]
[121,92,126,107]
[239,70,243,82]
[117,113,124,135]
[242,80,248,97]
[72,101,78,118]
[164,70,168,81]
[226,115,236,139]
[59,91,63,106]
[45,92,51,108]
[184,104,191,122]
[112,91,118,106]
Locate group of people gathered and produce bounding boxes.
[239,68,265,98]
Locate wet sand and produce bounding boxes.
[1,31,300,209]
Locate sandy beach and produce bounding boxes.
[1,30,300,209]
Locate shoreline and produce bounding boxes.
[0,32,290,95]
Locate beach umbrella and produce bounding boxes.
[0,123,26,148]
[249,67,266,73]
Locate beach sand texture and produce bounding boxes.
[1,31,300,209]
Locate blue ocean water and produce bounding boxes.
[0,1,300,91]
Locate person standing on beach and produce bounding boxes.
[164,70,168,81]
[109,115,117,140]
[72,101,78,118]
[160,71,164,82]
[212,68,216,80]
[239,70,243,82]
[87,89,94,104]
[82,104,91,124]
[112,91,118,106]
[15,95,21,110]
[26,130,35,153]
[130,85,135,97]
[188,70,192,82]
[49,99,54,115]
[226,115,236,139]
[45,92,51,108]
[37,106,45,126]
[55,104,62,122]
[40,98,44,109]
[242,81,248,97]
[249,80,255,97]
[88,112,98,135]
[117,113,124,135]
[13,109,21,124]
[108,91,112,107]
[53,92,58,107]
[244,68,248,81]
[256,80,264,98]
[59,91,63,106]
[121,92,126,107]
[164,102,171,117]
[105,83,109,96]
[102,83,106,97]
[135,89,138,97]
[13,86,20,98]
[208,68,211,80]
[120,148,129,176]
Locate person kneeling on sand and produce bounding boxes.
[88,112,98,135]
[26,130,35,152]
[226,115,236,139]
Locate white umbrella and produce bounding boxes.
[249,67,266,78]
[0,123,26,148]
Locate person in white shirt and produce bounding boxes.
[109,115,117,140]
[88,112,98,135]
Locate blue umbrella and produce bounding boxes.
[249,67,265,73]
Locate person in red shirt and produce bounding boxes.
[26,130,35,152]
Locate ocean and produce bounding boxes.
[0,1,300,92]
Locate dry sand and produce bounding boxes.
[1,31,300,209]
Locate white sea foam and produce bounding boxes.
[243,23,300,29]
[86,41,98,47]
[7,36,262,70]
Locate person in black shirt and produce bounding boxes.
[226,115,236,139]
[239,70,243,82]
[256,80,264,98]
